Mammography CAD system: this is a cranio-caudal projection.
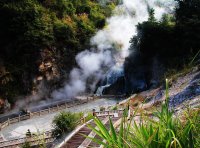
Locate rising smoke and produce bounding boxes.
[52,0,175,100]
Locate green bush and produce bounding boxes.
[52,111,82,138]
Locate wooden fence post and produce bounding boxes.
[8,118,10,125]
[48,107,50,113]
[29,112,31,119]
[19,115,20,122]
[92,109,96,116]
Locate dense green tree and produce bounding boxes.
[148,8,156,23]
[130,0,200,66]
[0,0,55,102]
[175,0,200,52]
[40,0,75,18]
[127,0,200,91]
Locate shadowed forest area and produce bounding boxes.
[124,0,200,93]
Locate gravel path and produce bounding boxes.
[0,99,118,140]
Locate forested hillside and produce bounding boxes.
[124,0,200,93]
[0,0,117,105]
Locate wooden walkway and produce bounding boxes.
[0,95,125,131]
[0,110,124,148]
[59,110,124,148]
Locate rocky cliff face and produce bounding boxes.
[139,65,200,109]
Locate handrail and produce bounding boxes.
[0,117,86,147]
[0,97,96,131]
[0,109,125,147]
[94,109,124,115]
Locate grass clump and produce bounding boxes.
[87,80,200,148]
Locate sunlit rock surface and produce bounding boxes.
[139,66,200,109]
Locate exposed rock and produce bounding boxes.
[138,66,200,109]
[38,48,61,81]
[169,69,200,107]
[0,98,11,113]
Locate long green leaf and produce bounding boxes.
[94,117,111,141]
[118,118,124,147]
[81,133,107,147]
[109,117,117,143]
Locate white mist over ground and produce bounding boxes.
[52,0,175,100]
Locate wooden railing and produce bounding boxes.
[94,109,124,117]
[0,96,96,131]
[57,109,125,148]
[95,95,126,99]
[0,109,125,147]
[0,117,86,148]
[0,94,127,131]
[0,131,54,148]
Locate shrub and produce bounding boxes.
[52,111,82,138]
[21,141,31,148]
[100,106,105,111]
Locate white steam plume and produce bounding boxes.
[52,0,175,100]
[52,50,113,99]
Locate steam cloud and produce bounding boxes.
[52,0,175,100]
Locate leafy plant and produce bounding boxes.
[21,141,31,148]
[52,111,82,138]
[84,112,93,122]
[31,131,46,148]
[112,105,118,110]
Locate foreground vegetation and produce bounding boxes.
[52,111,83,138]
[88,80,200,147]
[52,110,95,138]
[1,0,200,110]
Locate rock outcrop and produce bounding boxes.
[138,66,200,109]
